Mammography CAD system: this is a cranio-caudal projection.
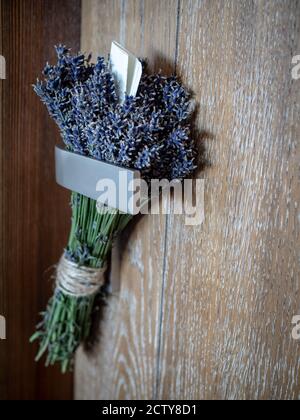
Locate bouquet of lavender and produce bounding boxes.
[31,45,196,372]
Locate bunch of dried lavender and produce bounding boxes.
[31,45,196,372]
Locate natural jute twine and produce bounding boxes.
[56,254,107,298]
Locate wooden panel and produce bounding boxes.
[0,0,81,400]
[0,0,4,399]
[77,0,300,400]
[82,0,123,56]
[76,0,178,400]
[158,0,300,400]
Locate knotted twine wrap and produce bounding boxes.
[56,254,107,298]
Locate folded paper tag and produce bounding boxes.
[110,41,142,103]
[55,146,143,215]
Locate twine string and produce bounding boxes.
[56,255,107,298]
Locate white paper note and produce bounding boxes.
[110,41,142,103]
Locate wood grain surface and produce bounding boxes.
[77,0,176,400]
[0,0,4,399]
[0,0,81,400]
[77,0,300,400]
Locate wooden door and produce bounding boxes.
[0,0,80,400]
[76,0,300,400]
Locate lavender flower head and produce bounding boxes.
[34,45,197,181]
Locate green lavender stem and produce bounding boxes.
[30,192,132,373]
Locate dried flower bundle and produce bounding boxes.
[31,45,197,372]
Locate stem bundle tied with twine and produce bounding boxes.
[31,45,197,372]
[31,194,131,372]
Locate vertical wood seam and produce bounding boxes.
[155,0,181,398]
[139,0,145,52]
[174,0,181,73]
[120,0,126,45]
[79,0,82,54]
[155,214,170,398]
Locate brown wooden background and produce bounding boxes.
[1,0,300,401]
[0,0,80,400]
[76,0,300,400]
